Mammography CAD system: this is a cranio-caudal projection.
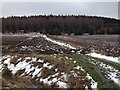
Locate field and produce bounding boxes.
[50,35,120,57]
[1,34,120,89]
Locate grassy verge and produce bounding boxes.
[70,54,104,88]
[71,54,120,88]
[0,45,11,49]
[53,54,104,88]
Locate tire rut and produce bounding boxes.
[94,65,111,88]
[81,58,112,88]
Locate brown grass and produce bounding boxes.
[10,57,18,64]
[41,67,54,79]
[2,53,91,88]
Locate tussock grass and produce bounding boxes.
[2,53,92,88]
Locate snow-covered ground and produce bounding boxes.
[90,58,120,87]
[42,35,76,49]
[86,73,98,88]
[87,52,120,64]
[40,72,69,88]
[99,62,120,86]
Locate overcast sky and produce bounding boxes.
[1,2,119,19]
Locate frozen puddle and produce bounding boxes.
[42,35,76,49]
[87,52,120,64]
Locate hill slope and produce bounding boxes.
[2,15,120,34]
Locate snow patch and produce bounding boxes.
[52,72,59,77]
[26,66,35,74]
[57,81,69,88]
[38,59,44,63]
[87,52,120,64]
[42,35,76,49]
[32,67,42,78]
[25,57,31,60]
[99,62,120,86]
[12,60,29,74]
[73,61,77,63]
[4,57,11,65]
[62,73,68,81]
[32,57,37,62]
[86,73,98,88]
[43,62,54,69]
[108,72,120,86]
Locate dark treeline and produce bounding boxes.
[2,15,120,35]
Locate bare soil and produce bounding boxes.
[49,35,120,57]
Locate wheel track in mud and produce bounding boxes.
[80,58,111,88]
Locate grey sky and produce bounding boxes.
[2,2,118,19]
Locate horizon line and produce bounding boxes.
[1,14,119,20]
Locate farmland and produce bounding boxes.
[50,35,120,57]
[1,34,120,89]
